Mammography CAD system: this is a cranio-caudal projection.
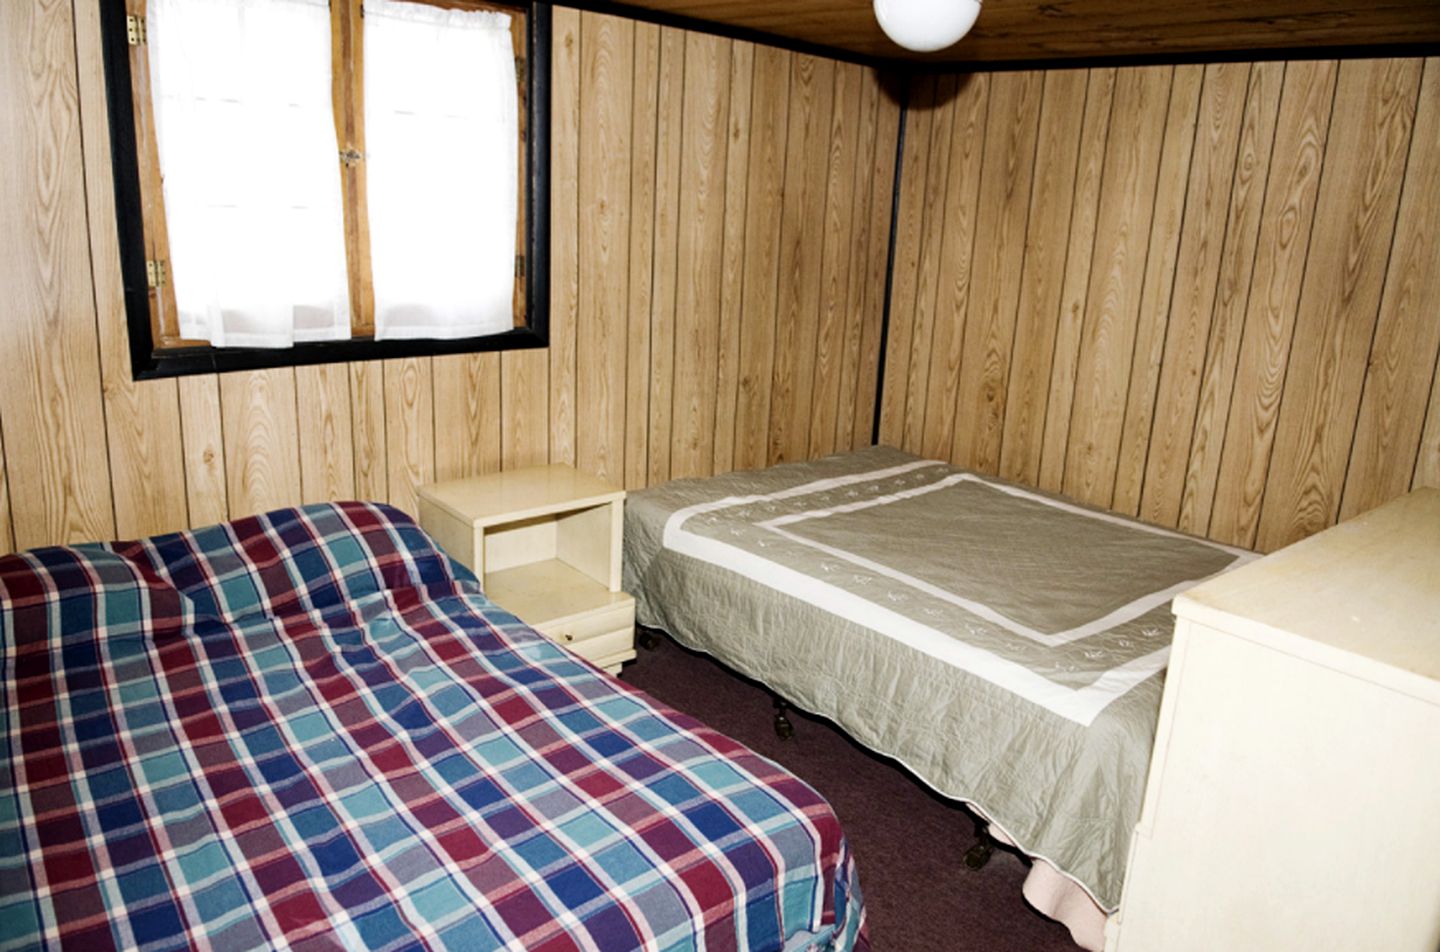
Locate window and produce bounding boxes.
[100,0,551,379]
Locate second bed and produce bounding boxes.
[622,446,1253,948]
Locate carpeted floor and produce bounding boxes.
[619,631,1079,952]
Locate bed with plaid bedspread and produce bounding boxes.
[0,503,865,952]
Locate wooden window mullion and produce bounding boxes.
[333,0,376,338]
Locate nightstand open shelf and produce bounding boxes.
[417,465,637,674]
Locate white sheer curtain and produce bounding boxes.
[364,0,519,340]
[148,0,350,347]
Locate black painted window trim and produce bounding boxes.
[98,0,551,380]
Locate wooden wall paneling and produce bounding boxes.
[176,377,228,527]
[1061,65,1175,508]
[0,0,117,549]
[1037,67,1117,492]
[349,362,389,501]
[1416,350,1440,491]
[917,71,990,463]
[548,6,581,469]
[219,369,303,518]
[1339,58,1440,520]
[646,26,686,484]
[732,45,791,471]
[576,12,635,485]
[898,73,959,455]
[669,31,731,478]
[833,67,880,453]
[711,40,755,475]
[1208,60,1337,547]
[1126,63,1244,522]
[768,54,837,464]
[499,352,550,470]
[949,70,1042,473]
[624,22,660,490]
[847,70,901,450]
[806,62,863,459]
[296,364,355,504]
[382,358,435,517]
[73,0,188,539]
[1255,58,1421,551]
[1176,61,1285,535]
[877,74,936,448]
[999,69,1088,485]
[432,354,502,482]
[0,427,14,555]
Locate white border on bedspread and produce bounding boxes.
[660,463,1253,727]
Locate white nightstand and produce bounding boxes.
[417,465,636,675]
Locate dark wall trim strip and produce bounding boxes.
[907,41,1440,75]
[872,74,908,448]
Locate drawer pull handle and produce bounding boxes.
[562,632,573,643]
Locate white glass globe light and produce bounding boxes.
[873,0,981,53]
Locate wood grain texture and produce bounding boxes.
[611,0,1440,66]
[1063,65,1173,508]
[711,40,754,473]
[0,0,116,549]
[296,364,355,504]
[768,54,836,464]
[433,353,502,481]
[220,369,303,518]
[1209,59,1337,547]
[0,425,14,555]
[948,70,1039,473]
[383,358,435,517]
[807,61,863,460]
[1128,63,1242,523]
[177,376,228,526]
[1255,57,1421,551]
[577,11,633,485]
[833,66,880,453]
[548,6,581,468]
[916,72,989,462]
[645,26,686,485]
[349,361,388,501]
[999,69,1088,485]
[73,0,188,539]
[893,56,1427,552]
[732,44,791,471]
[670,30,731,478]
[1339,58,1440,520]
[624,22,660,490]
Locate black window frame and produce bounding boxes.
[97,0,551,380]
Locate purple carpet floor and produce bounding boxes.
[619,632,1082,952]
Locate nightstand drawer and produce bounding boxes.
[533,596,635,647]
[551,625,635,668]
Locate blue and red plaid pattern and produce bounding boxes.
[0,502,866,951]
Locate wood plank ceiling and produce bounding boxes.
[599,0,1440,65]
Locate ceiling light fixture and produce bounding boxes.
[873,0,981,53]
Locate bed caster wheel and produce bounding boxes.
[638,628,661,651]
[963,838,994,870]
[774,712,795,740]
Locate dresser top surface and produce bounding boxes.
[1176,488,1440,687]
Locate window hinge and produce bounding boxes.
[515,254,525,279]
[126,14,146,46]
[146,259,168,290]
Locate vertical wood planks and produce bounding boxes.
[350,361,389,501]
[732,45,791,471]
[1255,58,1421,551]
[220,370,302,518]
[432,354,502,481]
[1063,66,1174,508]
[624,23,660,490]
[1339,58,1440,520]
[0,0,117,548]
[0,426,14,555]
[769,54,836,464]
[382,358,434,517]
[670,31,731,478]
[177,377,229,526]
[548,6,580,468]
[576,12,634,485]
[296,364,355,504]
[646,27,686,485]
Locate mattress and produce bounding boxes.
[0,502,866,951]
[623,446,1253,910]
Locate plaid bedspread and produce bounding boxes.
[0,503,865,952]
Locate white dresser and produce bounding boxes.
[1109,489,1440,952]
